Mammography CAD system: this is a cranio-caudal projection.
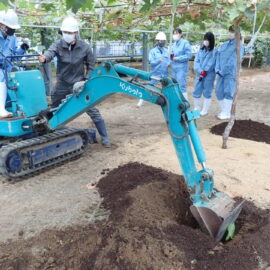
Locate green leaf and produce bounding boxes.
[139,0,151,12]
[139,0,160,12]
[124,13,133,25]
[172,0,179,11]
[107,0,116,5]
[228,7,241,21]
[0,0,10,7]
[245,8,255,19]
[225,223,236,241]
[41,3,57,11]
[65,0,93,13]
[0,3,8,9]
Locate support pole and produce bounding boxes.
[142,33,148,71]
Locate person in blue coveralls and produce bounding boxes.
[215,25,244,120]
[137,32,170,107]
[171,27,192,100]
[193,32,216,116]
[0,9,28,118]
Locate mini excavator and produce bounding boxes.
[0,55,243,241]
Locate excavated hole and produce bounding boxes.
[0,163,269,270]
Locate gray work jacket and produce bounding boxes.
[44,38,95,90]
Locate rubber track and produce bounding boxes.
[0,128,89,180]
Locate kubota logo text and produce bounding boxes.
[120,82,143,98]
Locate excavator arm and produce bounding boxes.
[0,61,243,241]
[47,61,243,241]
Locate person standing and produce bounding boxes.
[171,27,192,100]
[39,17,111,147]
[193,32,216,116]
[215,26,244,120]
[137,32,170,107]
[0,9,28,118]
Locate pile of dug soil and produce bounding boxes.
[210,119,270,144]
[0,163,269,270]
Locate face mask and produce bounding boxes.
[173,34,181,41]
[62,33,76,44]
[6,27,15,36]
[157,41,165,47]
[203,40,209,47]
[229,32,235,39]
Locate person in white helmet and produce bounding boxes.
[39,17,111,147]
[0,9,28,118]
[171,27,192,100]
[137,32,170,107]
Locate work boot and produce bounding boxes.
[0,82,13,119]
[94,119,111,147]
[200,98,211,116]
[217,99,224,119]
[193,97,201,111]
[217,99,232,120]
[137,99,144,107]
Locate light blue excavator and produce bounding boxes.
[0,56,243,241]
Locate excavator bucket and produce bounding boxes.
[190,192,244,241]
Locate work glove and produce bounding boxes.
[199,70,207,81]
[73,80,87,93]
[20,43,30,51]
[38,55,46,63]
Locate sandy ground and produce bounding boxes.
[0,68,270,243]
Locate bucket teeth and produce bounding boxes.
[190,193,244,241]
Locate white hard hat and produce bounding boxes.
[2,9,20,29]
[60,17,79,32]
[155,32,167,41]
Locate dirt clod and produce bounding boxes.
[0,163,269,270]
[210,119,270,144]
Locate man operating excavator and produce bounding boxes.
[39,16,111,147]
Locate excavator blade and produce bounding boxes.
[190,193,244,241]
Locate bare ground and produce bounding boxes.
[0,67,269,246]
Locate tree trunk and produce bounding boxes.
[168,8,176,52]
[222,24,241,149]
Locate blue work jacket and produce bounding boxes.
[149,46,170,78]
[0,31,25,81]
[215,39,244,77]
[194,47,216,75]
[171,38,192,71]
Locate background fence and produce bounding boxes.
[11,25,270,95]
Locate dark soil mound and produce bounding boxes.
[210,119,270,144]
[0,163,269,270]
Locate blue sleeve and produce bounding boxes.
[215,47,221,74]
[164,49,170,66]
[11,36,25,62]
[204,50,216,72]
[222,43,243,75]
[240,45,244,60]
[194,50,202,73]
[165,54,170,66]
[222,56,234,75]
[177,41,192,63]
[149,49,159,66]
